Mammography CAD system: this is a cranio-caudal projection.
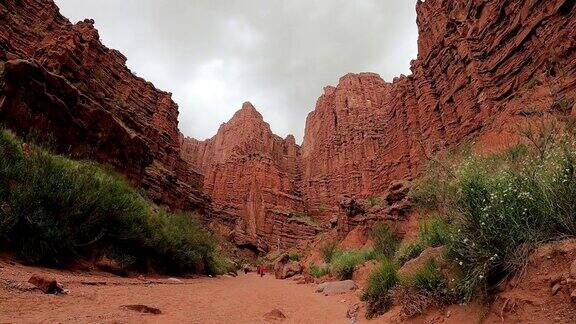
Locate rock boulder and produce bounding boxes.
[274,254,303,279]
[316,280,358,296]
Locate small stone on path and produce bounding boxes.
[122,304,162,315]
[28,275,64,294]
[316,280,357,295]
[552,283,563,296]
[167,277,183,284]
[264,308,287,321]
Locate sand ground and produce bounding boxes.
[0,258,360,324]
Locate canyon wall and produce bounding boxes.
[0,0,207,210]
[1,0,575,252]
[181,103,320,251]
[188,0,576,249]
[301,0,576,221]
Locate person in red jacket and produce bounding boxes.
[257,264,265,277]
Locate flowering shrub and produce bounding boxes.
[413,137,576,300]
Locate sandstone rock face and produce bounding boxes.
[337,181,413,239]
[301,0,576,221]
[0,0,207,210]
[183,0,576,248]
[181,103,320,251]
[274,254,303,280]
[2,0,576,253]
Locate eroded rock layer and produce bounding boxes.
[182,103,320,251]
[1,0,575,252]
[188,0,576,246]
[301,0,576,221]
[0,0,207,210]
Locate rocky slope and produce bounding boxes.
[0,0,207,211]
[181,102,320,251]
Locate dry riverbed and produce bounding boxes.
[0,258,360,324]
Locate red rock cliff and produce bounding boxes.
[182,102,320,251]
[0,0,207,210]
[301,0,576,220]
[1,0,575,251]
[172,0,576,247]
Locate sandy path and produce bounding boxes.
[0,259,359,324]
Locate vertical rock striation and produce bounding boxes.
[301,0,576,220]
[1,0,575,250]
[0,0,207,210]
[181,102,319,251]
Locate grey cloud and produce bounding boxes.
[54,0,418,142]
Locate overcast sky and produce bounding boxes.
[54,0,418,142]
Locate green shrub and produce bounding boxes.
[320,241,339,263]
[418,216,450,247]
[0,130,219,274]
[330,249,370,279]
[366,196,383,206]
[407,258,446,292]
[288,252,301,261]
[394,241,424,266]
[289,211,318,226]
[309,263,330,278]
[371,222,399,258]
[209,254,237,275]
[362,258,399,319]
[414,134,576,300]
[146,210,218,274]
[411,163,459,213]
[392,217,448,268]
[360,248,381,261]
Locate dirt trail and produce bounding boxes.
[0,259,360,324]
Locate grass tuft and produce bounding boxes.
[288,252,301,261]
[309,263,330,278]
[320,241,339,263]
[418,216,450,248]
[366,196,384,206]
[362,258,399,319]
[371,222,399,259]
[394,241,424,266]
[330,249,373,279]
[406,258,446,292]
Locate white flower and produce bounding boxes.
[479,275,484,279]
[459,261,463,266]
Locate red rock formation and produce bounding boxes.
[0,0,207,210]
[301,0,576,221]
[182,102,320,251]
[165,0,576,246]
[2,0,575,251]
